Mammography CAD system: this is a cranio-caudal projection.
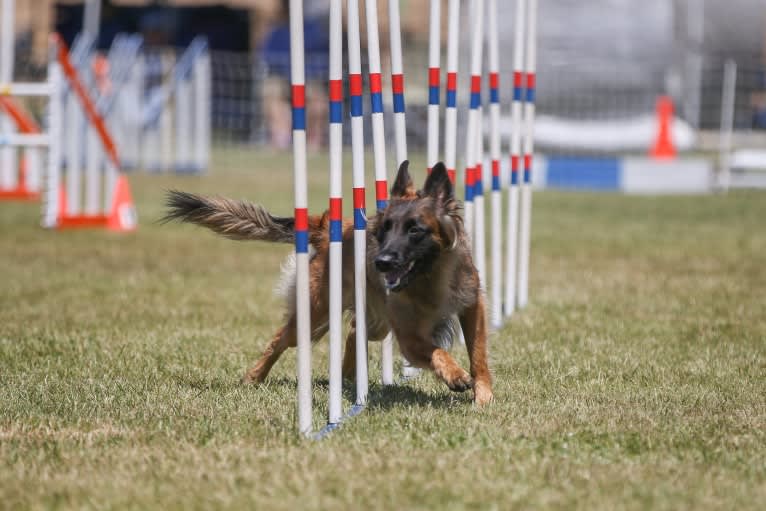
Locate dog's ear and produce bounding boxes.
[422,162,453,203]
[390,160,415,199]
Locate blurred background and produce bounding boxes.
[4,0,766,187]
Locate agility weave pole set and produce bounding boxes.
[290,0,537,437]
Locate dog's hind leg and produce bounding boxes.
[459,294,494,406]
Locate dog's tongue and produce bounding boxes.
[384,262,413,290]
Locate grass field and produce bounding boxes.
[1,148,765,510]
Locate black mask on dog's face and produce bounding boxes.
[374,161,457,292]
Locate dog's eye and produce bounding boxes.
[383,220,392,232]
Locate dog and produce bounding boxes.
[163,161,493,405]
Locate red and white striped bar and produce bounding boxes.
[327,0,344,427]
[518,0,537,309]
[464,0,484,244]
[487,0,502,328]
[364,0,393,386]
[289,0,312,436]
[347,0,369,408]
[443,0,460,184]
[426,0,441,172]
[504,0,526,318]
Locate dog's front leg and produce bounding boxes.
[459,294,494,406]
[398,338,473,393]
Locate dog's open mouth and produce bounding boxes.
[384,261,415,292]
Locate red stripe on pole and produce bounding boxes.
[295,208,309,230]
[54,34,120,168]
[391,73,404,94]
[514,71,524,88]
[524,154,532,171]
[292,84,306,108]
[349,74,363,96]
[526,73,536,90]
[375,180,388,201]
[465,166,476,186]
[447,72,457,91]
[353,187,365,209]
[329,80,343,102]
[492,159,500,177]
[448,168,456,183]
[511,154,519,171]
[369,73,382,93]
[489,72,499,89]
[329,197,342,220]
[429,67,440,87]
[470,75,481,93]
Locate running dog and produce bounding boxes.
[163,161,493,405]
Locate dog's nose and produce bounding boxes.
[375,253,396,272]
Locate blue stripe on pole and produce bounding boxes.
[511,171,519,185]
[295,230,309,253]
[393,93,405,113]
[490,89,499,103]
[446,90,457,108]
[292,107,306,130]
[429,86,439,105]
[524,170,531,183]
[465,186,474,201]
[329,101,342,123]
[376,199,387,210]
[354,209,366,230]
[475,180,484,196]
[371,92,384,113]
[470,92,481,109]
[329,220,343,242]
[513,87,523,102]
[492,175,500,190]
[526,88,536,103]
[350,95,363,117]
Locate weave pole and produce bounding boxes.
[289,0,312,436]
[389,0,407,167]
[518,0,537,308]
[474,103,486,286]
[443,0,460,184]
[487,0,502,328]
[0,0,17,191]
[504,0,526,317]
[464,0,484,244]
[327,0,344,427]
[426,0,440,172]
[364,0,394,386]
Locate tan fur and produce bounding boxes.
[164,162,493,405]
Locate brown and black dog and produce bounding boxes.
[164,161,493,405]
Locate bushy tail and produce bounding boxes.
[162,190,296,243]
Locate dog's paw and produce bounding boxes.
[445,370,474,393]
[473,380,494,406]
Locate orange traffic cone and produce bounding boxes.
[107,175,137,232]
[650,96,677,160]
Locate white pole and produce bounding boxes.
[488,0,502,328]
[389,0,407,167]
[464,0,484,245]
[518,0,537,309]
[327,0,344,426]
[160,52,173,172]
[504,0,525,317]
[192,51,209,172]
[43,47,62,229]
[364,0,394,386]
[66,93,83,215]
[290,0,312,436]
[1,0,17,191]
[175,72,192,171]
[474,104,486,287]
[426,0,440,171]
[84,126,101,215]
[347,0,368,406]
[718,59,736,192]
[83,0,101,41]
[443,0,460,184]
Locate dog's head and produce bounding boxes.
[374,160,462,292]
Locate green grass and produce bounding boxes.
[1,147,765,510]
